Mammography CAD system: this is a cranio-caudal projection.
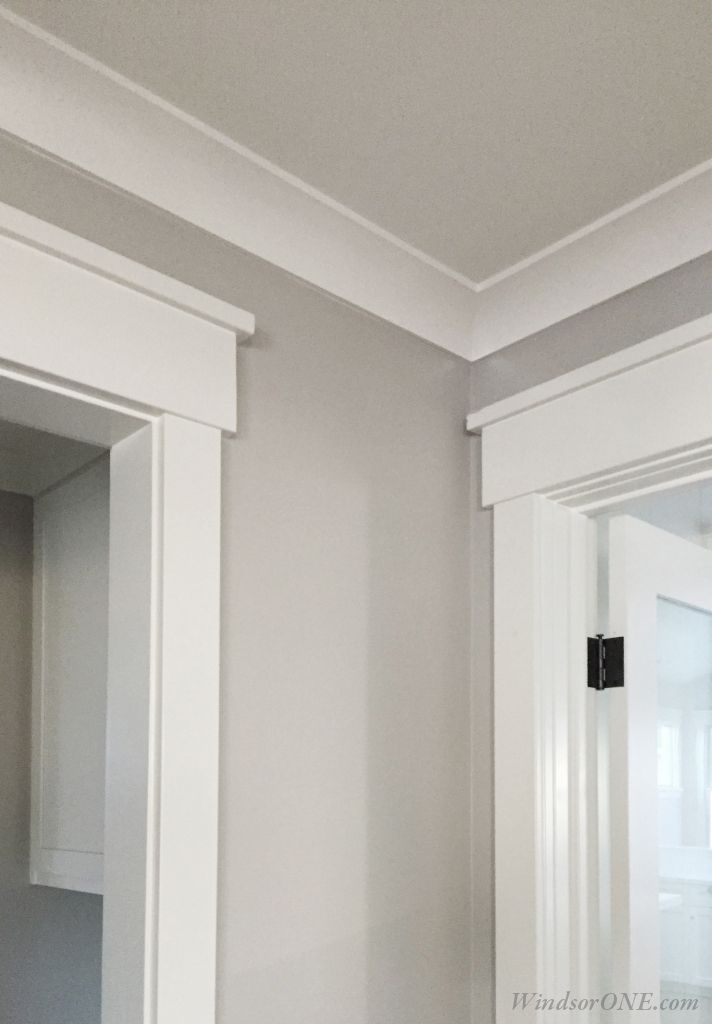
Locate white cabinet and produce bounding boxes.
[30,457,109,895]
[661,880,712,993]
[690,903,712,989]
[660,902,687,985]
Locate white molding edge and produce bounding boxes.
[494,495,595,1020]
[155,415,222,1022]
[466,311,712,433]
[0,216,226,1022]
[0,8,478,360]
[469,159,712,359]
[472,313,712,509]
[3,6,712,361]
[485,313,712,1020]
[0,201,255,339]
[0,200,254,433]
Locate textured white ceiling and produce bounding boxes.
[5,0,712,282]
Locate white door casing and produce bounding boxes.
[470,312,712,1021]
[494,495,597,1021]
[0,201,254,1023]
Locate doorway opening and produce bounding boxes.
[0,420,110,1023]
[0,367,160,1023]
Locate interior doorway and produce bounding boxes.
[0,199,247,1023]
[0,367,158,1024]
[0,420,109,1023]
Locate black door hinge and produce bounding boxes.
[587,634,624,691]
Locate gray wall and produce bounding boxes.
[0,490,102,1024]
[0,138,476,1022]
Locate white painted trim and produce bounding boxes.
[549,442,712,513]
[467,312,712,433]
[477,159,712,293]
[30,850,103,896]
[0,201,254,339]
[3,5,712,359]
[468,160,712,358]
[103,414,223,1024]
[102,423,157,1024]
[0,363,152,447]
[494,495,595,1020]
[0,211,253,432]
[472,319,712,508]
[0,8,477,359]
[0,7,478,295]
[0,205,230,1021]
[482,311,712,1020]
[154,415,221,1022]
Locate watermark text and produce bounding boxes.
[512,991,699,1012]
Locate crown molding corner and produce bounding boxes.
[0,7,478,360]
[2,5,712,366]
[468,159,712,361]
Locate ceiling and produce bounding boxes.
[0,418,103,497]
[599,480,712,544]
[4,0,712,286]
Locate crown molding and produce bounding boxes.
[0,8,478,359]
[1,5,712,362]
[469,159,712,360]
